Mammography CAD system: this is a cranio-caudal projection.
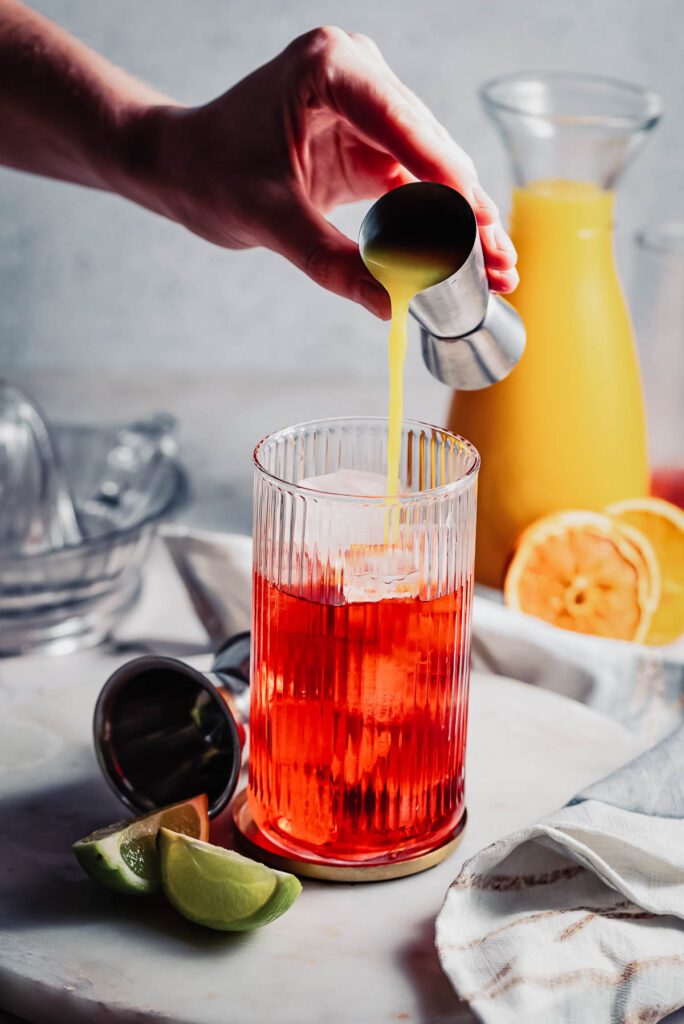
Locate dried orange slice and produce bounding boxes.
[606,497,684,645]
[504,511,659,642]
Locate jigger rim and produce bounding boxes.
[358,181,478,268]
[94,654,242,820]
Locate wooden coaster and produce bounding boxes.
[231,790,466,883]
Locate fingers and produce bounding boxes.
[347,35,507,238]
[349,33,517,280]
[312,31,478,198]
[349,33,443,135]
[479,222,518,272]
[471,184,500,227]
[302,29,517,283]
[297,29,470,194]
[481,222,518,291]
[271,196,391,319]
[487,267,520,293]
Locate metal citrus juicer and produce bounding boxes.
[92,183,525,827]
[359,181,525,389]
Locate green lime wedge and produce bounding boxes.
[157,828,302,931]
[73,794,209,895]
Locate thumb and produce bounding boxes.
[269,199,390,319]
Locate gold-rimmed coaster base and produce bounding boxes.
[231,790,466,883]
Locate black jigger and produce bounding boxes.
[94,632,251,819]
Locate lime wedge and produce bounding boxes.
[73,794,209,894]
[157,828,302,931]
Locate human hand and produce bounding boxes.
[144,27,518,319]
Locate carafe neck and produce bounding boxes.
[481,73,661,192]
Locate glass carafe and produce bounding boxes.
[449,73,662,588]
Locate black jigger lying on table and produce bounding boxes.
[94,633,250,819]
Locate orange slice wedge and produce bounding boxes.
[606,497,684,645]
[504,510,660,643]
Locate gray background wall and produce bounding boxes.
[0,0,682,380]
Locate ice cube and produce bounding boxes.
[343,543,419,603]
[295,470,389,555]
[293,471,419,601]
[298,468,388,497]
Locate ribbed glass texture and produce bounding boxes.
[249,417,479,864]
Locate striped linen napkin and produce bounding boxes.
[437,724,684,1023]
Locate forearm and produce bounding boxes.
[0,13,518,306]
[0,0,177,206]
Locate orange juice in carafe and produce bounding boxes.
[450,73,662,588]
[451,180,648,586]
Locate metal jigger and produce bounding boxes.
[359,182,525,390]
[93,633,251,819]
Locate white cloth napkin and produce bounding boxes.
[437,725,684,1023]
[113,527,252,655]
[472,594,684,747]
[162,525,252,644]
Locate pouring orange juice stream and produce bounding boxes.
[361,244,456,500]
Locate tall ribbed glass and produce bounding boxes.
[249,417,479,865]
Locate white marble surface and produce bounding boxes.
[1,370,682,1022]
[0,656,641,1024]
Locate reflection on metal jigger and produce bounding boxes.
[94,632,250,819]
[359,182,526,390]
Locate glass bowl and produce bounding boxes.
[0,421,188,655]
